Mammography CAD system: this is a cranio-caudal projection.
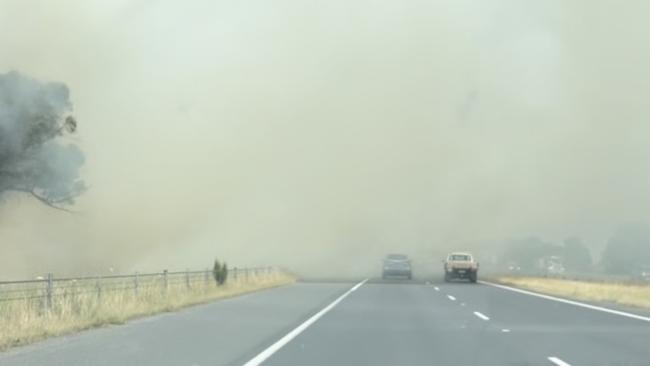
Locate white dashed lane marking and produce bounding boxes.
[473,311,490,321]
[548,356,571,366]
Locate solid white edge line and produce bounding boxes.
[242,279,368,366]
[447,295,456,301]
[480,280,650,323]
[473,311,490,321]
[548,356,572,366]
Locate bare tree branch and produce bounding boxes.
[28,191,75,213]
[6,187,76,213]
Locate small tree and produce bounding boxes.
[212,259,228,286]
[221,262,228,284]
[213,259,222,285]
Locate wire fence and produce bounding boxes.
[0,266,278,309]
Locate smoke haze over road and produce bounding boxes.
[1,1,650,278]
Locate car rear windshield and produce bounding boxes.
[449,255,470,261]
[387,254,407,260]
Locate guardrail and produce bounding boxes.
[0,266,278,310]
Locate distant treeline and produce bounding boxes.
[502,223,650,275]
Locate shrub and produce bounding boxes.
[212,259,228,285]
[222,263,228,284]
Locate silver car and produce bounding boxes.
[382,254,412,279]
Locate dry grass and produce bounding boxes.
[0,271,295,350]
[495,276,650,310]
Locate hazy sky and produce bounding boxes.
[1,0,650,277]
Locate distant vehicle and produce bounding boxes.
[639,271,650,282]
[382,254,412,279]
[506,262,521,273]
[546,262,565,276]
[444,252,479,283]
[537,256,565,276]
[634,265,650,281]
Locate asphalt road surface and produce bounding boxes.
[2,278,650,366]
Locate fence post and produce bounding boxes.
[233,267,238,281]
[46,273,53,310]
[245,268,249,282]
[134,272,139,297]
[163,270,168,294]
[96,278,102,302]
[204,269,209,286]
[185,269,190,289]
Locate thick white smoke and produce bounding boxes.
[1,1,650,278]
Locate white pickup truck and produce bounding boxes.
[443,252,479,283]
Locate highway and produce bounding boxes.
[1,278,650,366]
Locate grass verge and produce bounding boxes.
[0,271,295,351]
[493,276,650,310]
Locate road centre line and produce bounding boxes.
[447,295,456,301]
[480,281,650,323]
[473,311,490,321]
[548,356,572,366]
[434,286,440,291]
[242,279,368,366]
